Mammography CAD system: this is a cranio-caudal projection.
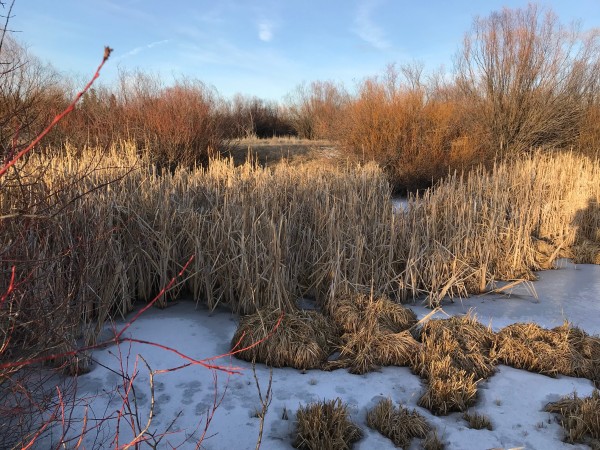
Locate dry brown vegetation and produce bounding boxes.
[463,411,493,431]
[2,144,599,377]
[366,397,431,448]
[325,290,418,374]
[293,398,363,450]
[492,322,600,386]
[231,309,337,370]
[281,5,600,192]
[545,390,600,447]
[3,3,600,446]
[413,314,495,415]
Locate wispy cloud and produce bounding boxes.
[353,0,391,50]
[116,40,170,61]
[258,19,274,42]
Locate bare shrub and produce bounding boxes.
[340,64,465,193]
[223,94,295,139]
[0,36,67,154]
[286,80,349,140]
[456,4,600,156]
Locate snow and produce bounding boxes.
[50,261,599,449]
[391,196,410,213]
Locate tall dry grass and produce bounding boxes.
[1,144,599,354]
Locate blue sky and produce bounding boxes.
[9,1,600,101]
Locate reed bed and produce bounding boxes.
[1,143,600,357]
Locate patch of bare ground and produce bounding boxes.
[219,137,342,167]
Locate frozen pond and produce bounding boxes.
[42,262,599,449]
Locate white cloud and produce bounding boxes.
[116,39,170,61]
[258,20,274,42]
[354,0,391,50]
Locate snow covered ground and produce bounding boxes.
[55,261,598,449]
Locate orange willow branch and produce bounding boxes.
[0,46,113,179]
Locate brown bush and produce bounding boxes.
[59,71,226,168]
[286,80,349,140]
[339,65,467,193]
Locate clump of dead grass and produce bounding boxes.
[293,398,363,450]
[412,314,495,415]
[325,291,418,374]
[366,398,430,449]
[554,324,600,387]
[417,362,478,416]
[231,309,337,370]
[545,390,600,447]
[463,411,493,430]
[423,430,445,450]
[491,322,583,378]
[327,291,417,334]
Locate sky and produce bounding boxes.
[7,0,600,101]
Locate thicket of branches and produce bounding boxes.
[285,4,600,192]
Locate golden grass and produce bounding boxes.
[325,290,418,374]
[545,390,600,446]
[491,322,584,378]
[1,143,599,358]
[412,314,495,415]
[366,398,430,449]
[231,309,337,370]
[293,398,363,450]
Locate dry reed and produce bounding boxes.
[293,398,362,450]
[545,390,600,446]
[491,323,583,377]
[1,143,599,356]
[325,291,418,374]
[231,309,336,370]
[366,398,430,448]
[463,411,493,430]
[412,314,495,415]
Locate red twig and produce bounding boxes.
[0,264,15,307]
[0,46,113,179]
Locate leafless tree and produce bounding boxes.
[456,4,600,156]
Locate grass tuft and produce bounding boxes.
[293,398,362,450]
[545,390,600,446]
[231,309,337,370]
[463,411,493,430]
[366,398,430,449]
